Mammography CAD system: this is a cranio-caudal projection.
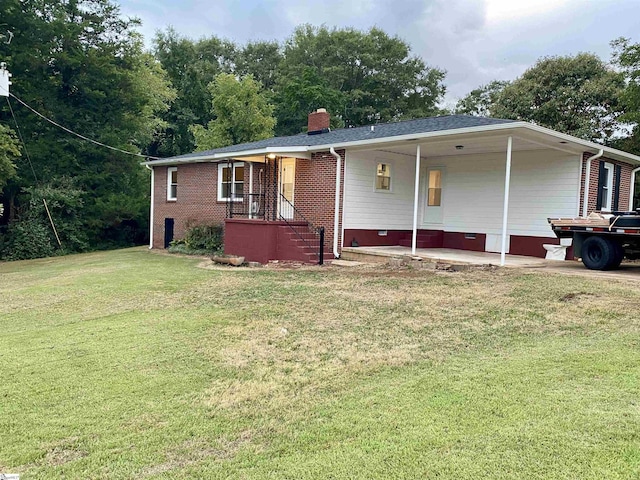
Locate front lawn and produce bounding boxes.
[1,248,639,478]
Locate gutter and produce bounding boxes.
[582,149,604,217]
[329,147,342,259]
[145,164,154,249]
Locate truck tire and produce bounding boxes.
[582,236,617,270]
[611,241,624,269]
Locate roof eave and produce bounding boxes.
[141,146,311,166]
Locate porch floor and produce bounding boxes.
[340,246,549,268]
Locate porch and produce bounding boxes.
[341,245,548,268]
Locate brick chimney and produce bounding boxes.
[307,108,330,135]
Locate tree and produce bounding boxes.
[235,41,282,91]
[491,53,624,142]
[611,37,640,208]
[191,73,276,150]
[0,0,174,254]
[275,25,446,135]
[455,80,510,117]
[0,178,87,260]
[151,29,236,157]
[0,125,20,190]
[612,38,640,152]
[274,66,345,135]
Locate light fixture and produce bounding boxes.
[455,145,464,150]
[267,153,276,159]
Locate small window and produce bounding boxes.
[218,162,244,201]
[376,163,391,191]
[167,167,177,201]
[427,169,442,206]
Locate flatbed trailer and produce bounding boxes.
[549,211,640,270]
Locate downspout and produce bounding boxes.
[330,147,342,259]
[146,165,154,249]
[582,149,604,217]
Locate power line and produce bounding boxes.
[1,84,162,160]
[5,96,38,183]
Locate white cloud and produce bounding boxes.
[118,0,640,106]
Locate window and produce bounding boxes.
[218,162,244,201]
[601,162,614,211]
[376,163,391,191]
[167,167,177,201]
[427,169,442,206]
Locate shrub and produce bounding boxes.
[184,223,223,252]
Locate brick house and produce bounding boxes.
[143,110,640,263]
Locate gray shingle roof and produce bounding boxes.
[160,115,516,162]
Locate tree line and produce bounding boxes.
[0,0,639,260]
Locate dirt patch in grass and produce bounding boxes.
[140,431,253,477]
[42,437,87,466]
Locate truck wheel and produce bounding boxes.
[582,236,617,270]
[611,241,624,269]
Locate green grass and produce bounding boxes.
[1,247,640,478]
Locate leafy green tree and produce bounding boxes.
[491,53,624,142]
[151,29,236,156]
[274,66,345,135]
[275,25,445,134]
[0,178,87,260]
[455,80,510,117]
[0,124,20,189]
[0,0,174,253]
[612,38,640,154]
[235,41,282,91]
[191,74,276,150]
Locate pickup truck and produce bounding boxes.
[548,211,640,270]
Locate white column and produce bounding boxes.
[148,166,154,249]
[412,144,421,255]
[500,136,513,266]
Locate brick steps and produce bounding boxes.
[276,225,328,264]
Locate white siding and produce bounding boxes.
[343,149,580,238]
[343,151,417,230]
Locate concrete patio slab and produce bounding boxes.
[341,246,548,268]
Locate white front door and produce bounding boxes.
[279,158,296,219]
[423,167,444,224]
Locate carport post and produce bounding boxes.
[500,136,513,266]
[412,144,421,255]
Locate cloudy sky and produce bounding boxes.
[118,0,640,106]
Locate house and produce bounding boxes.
[143,110,640,264]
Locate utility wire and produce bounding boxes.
[5,96,38,183]
[1,85,161,160]
[6,96,63,247]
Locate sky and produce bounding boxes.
[118,0,640,107]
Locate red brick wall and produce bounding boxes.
[579,153,633,215]
[152,162,249,248]
[294,150,345,255]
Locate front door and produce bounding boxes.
[423,167,444,224]
[279,158,296,219]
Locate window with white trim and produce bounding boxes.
[218,162,244,201]
[601,162,614,211]
[375,163,391,191]
[167,167,177,201]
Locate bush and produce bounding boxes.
[167,223,223,255]
[184,223,223,252]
